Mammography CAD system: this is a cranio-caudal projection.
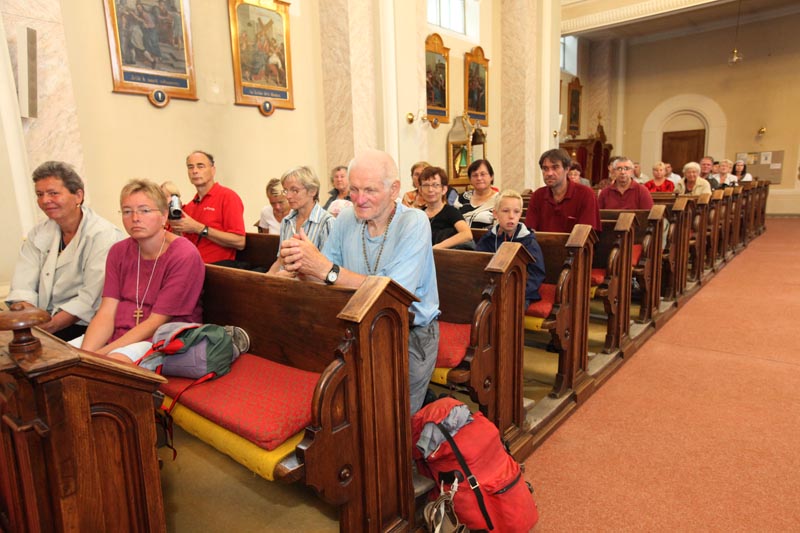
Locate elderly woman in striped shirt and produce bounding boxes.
[268,166,334,275]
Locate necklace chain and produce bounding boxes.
[361,208,396,275]
[135,232,167,325]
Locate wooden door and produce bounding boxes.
[662,129,705,176]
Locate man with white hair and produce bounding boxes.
[279,149,440,414]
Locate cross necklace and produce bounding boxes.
[361,207,396,275]
[134,232,167,325]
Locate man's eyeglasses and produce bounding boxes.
[615,166,633,172]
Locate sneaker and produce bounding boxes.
[224,325,250,356]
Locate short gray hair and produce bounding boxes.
[281,166,320,201]
[683,161,701,174]
[32,161,84,195]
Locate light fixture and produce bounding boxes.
[728,0,744,66]
[756,126,766,137]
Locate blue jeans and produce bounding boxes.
[408,319,439,414]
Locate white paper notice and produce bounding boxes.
[770,163,782,170]
[760,152,772,165]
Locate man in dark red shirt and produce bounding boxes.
[598,157,654,210]
[525,149,601,233]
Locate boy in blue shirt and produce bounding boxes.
[476,190,546,309]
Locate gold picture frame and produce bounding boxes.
[228,0,294,115]
[567,77,582,136]
[464,46,489,126]
[425,33,449,124]
[102,0,197,106]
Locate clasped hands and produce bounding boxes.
[278,229,329,282]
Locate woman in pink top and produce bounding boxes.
[79,179,204,362]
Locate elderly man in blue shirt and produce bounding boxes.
[279,149,440,414]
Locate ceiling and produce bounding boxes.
[568,0,800,41]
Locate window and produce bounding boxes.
[428,0,465,35]
[561,36,578,76]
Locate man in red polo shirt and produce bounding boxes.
[598,157,654,210]
[525,149,601,233]
[170,150,246,264]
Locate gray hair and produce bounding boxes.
[683,161,701,174]
[281,166,320,201]
[32,161,84,195]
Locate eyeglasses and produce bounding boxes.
[471,171,491,178]
[284,187,307,195]
[615,166,633,172]
[120,207,158,217]
[420,183,443,190]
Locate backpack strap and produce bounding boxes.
[163,372,217,414]
[436,422,494,531]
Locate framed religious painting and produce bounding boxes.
[102,0,197,107]
[228,0,294,116]
[567,77,582,136]
[425,33,449,124]
[464,46,488,126]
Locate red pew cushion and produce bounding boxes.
[525,283,556,319]
[160,353,320,451]
[437,321,471,368]
[591,268,606,286]
[631,243,643,266]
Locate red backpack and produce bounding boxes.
[412,398,539,532]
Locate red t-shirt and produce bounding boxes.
[598,181,654,210]
[645,180,675,193]
[525,180,601,233]
[183,182,246,263]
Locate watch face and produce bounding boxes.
[328,271,338,283]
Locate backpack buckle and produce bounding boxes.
[467,474,480,490]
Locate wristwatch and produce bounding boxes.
[325,264,340,285]
[200,226,209,237]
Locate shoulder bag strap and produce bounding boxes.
[436,422,494,531]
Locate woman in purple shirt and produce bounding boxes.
[79,179,204,362]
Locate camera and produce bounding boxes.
[168,194,183,220]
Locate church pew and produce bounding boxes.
[650,194,690,303]
[472,226,596,403]
[686,194,710,286]
[0,309,167,531]
[167,266,417,532]
[235,232,280,270]
[739,181,756,247]
[432,243,533,459]
[592,214,635,355]
[601,206,665,325]
[755,181,769,234]
[729,186,744,253]
[703,191,722,274]
[717,187,734,263]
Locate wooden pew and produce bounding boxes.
[592,214,635,355]
[686,194,710,286]
[651,194,690,304]
[718,187,734,263]
[433,243,533,459]
[739,181,756,247]
[0,309,167,531]
[729,186,744,253]
[235,232,280,271]
[177,266,417,532]
[601,206,665,325]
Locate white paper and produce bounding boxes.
[770,163,782,170]
[760,152,772,165]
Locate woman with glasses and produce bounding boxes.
[268,166,335,274]
[6,161,123,341]
[455,159,499,228]
[77,179,204,362]
[420,166,474,249]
